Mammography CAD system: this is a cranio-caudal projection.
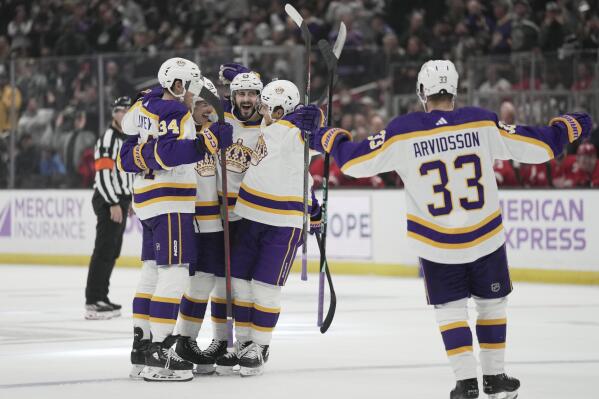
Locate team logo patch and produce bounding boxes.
[491,282,501,293]
[176,60,186,67]
[275,86,285,95]
[498,121,516,134]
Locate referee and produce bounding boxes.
[85,96,133,320]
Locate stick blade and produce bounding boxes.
[199,85,224,123]
[333,22,347,60]
[317,39,336,71]
[285,3,303,28]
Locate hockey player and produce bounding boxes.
[229,79,323,376]
[171,77,229,374]
[117,57,233,382]
[209,64,267,374]
[308,60,591,398]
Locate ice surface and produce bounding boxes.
[0,265,597,398]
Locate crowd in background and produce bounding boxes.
[1,0,599,189]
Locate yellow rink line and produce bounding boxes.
[0,253,598,285]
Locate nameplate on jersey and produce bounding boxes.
[414,131,480,158]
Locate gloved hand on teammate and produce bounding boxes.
[219,63,251,85]
[309,192,322,235]
[208,121,234,150]
[308,127,352,154]
[550,112,593,142]
[284,104,324,132]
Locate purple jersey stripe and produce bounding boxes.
[179,297,208,319]
[252,309,280,329]
[218,195,237,207]
[149,300,179,320]
[233,303,252,323]
[441,326,473,351]
[211,301,227,320]
[238,186,304,212]
[195,205,221,216]
[134,187,196,204]
[475,324,507,344]
[132,297,151,315]
[408,214,502,244]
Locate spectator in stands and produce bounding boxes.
[490,0,513,54]
[7,5,33,56]
[54,17,91,56]
[571,63,594,91]
[581,13,599,48]
[104,61,134,111]
[17,97,54,147]
[511,0,540,52]
[540,2,570,52]
[0,70,22,135]
[0,36,10,63]
[15,133,40,188]
[464,0,493,47]
[88,4,123,53]
[563,141,599,187]
[478,64,512,92]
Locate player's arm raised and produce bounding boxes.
[490,112,592,163]
[310,117,406,178]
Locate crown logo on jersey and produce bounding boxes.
[223,138,253,173]
[195,153,216,177]
[250,134,267,166]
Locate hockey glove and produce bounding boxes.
[207,121,234,152]
[219,63,251,85]
[309,127,353,154]
[284,104,325,132]
[549,112,592,143]
[309,194,322,236]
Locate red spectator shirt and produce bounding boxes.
[493,159,520,187]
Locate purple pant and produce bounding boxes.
[141,213,196,266]
[192,221,241,277]
[231,219,303,286]
[420,244,512,305]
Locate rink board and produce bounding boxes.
[0,189,598,284]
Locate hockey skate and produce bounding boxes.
[215,340,251,376]
[239,342,269,377]
[483,374,520,399]
[194,339,228,375]
[105,298,122,318]
[129,327,151,379]
[173,336,219,375]
[84,301,114,320]
[450,378,479,399]
[142,335,194,382]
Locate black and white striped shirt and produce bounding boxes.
[93,125,133,205]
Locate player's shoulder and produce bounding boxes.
[385,106,498,137]
[145,97,188,121]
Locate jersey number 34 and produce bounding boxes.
[419,154,484,217]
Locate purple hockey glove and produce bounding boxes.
[284,104,324,132]
[208,121,234,150]
[550,112,593,142]
[219,63,251,85]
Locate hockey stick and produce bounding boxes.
[199,85,234,349]
[285,3,311,281]
[314,232,336,333]
[316,23,346,329]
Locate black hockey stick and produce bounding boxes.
[285,3,311,281]
[314,232,336,333]
[316,23,346,331]
[199,85,234,349]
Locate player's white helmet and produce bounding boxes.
[157,57,201,100]
[230,72,263,94]
[261,79,300,117]
[192,76,219,124]
[417,60,459,107]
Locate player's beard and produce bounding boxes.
[237,101,256,120]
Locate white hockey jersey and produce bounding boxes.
[120,95,198,221]
[325,106,575,264]
[193,122,221,233]
[235,119,314,228]
[215,103,262,222]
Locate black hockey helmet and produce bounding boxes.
[112,96,132,111]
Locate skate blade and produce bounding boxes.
[194,364,216,375]
[240,366,263,377]
[142,367,193,382]
[215,365,239,376]
[488,391,518,399]
[111,310,121,318]
[129,364,145,380]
